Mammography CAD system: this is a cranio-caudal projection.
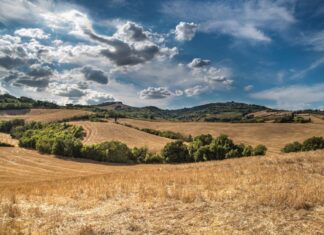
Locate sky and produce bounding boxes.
[0,0,323,110]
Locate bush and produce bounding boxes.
[81,141,132,163]
[253,144,267,156]
[242,145,253,156]
[282,141,303,153]
[161,141,190,163]
[302,136,324,151]
[132,147,149,163]
[0,119,25,133]
[193,145,212,162]
[144,153,164,163]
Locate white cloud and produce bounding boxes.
[163,0,295,42]
[15,28,49,39]
[184,85,206,96]
[175,22,198,41]
[251,84,324,110]
[188,58,210,68]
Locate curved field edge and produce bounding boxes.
[0,147,323,234]
[120,118,324,153]
[69,121,172,152]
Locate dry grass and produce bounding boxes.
[0,143,323,234]
[120,118,324,153]
[70,121,172,152]
[0,109,91,122]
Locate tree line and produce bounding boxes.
[0,119,269,164]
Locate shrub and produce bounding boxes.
[132,147,149,163]
[161,141,190,163]
[225,149,241,158]
[253,144,267,156]
[302,136,324,151]
[193,134,213,146]
[144,153,164,163]
[193,145,212,162]
[242,145,253,156]
[81,141,132,163]
[282,141,303,153]
[0,119,25,133]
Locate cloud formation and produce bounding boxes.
[188,58,211,68]
[163,0,295,42]
[15,28,49,39]
[175,22,198,41]
[140,87,172,99]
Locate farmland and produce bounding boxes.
[120,118,324,153]
[0,109,324,234]
[0,109,91,122]
[0,138,323,234]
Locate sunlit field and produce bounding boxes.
[0,143,323,234]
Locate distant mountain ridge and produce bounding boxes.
[2,93,322,122]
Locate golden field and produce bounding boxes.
[0,109,91,123]
[0,114,324,234]
[69,121,172,152]
[120,118,324,153]
[0,141,323,234]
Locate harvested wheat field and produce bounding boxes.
[0,109,91,122]
[70,121,172,152]
[120,119,324,153]
[0,142,323,234]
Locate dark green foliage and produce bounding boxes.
[253,144,267,156]
[18,123,84,157]
[189,134,266,161]
[132,147,149,163]
[143,153,164,163]
[282,136,324,153]
[274,115,294,123]
[161,141,190,163]
[0,119,25,133]
[0,94,58,110]
[242,145,253,156]
[0,141,14,147]
[81,141,132,163]
[302,136,324,151]
[281,141,303,153]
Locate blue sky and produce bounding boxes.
[0,0,323,110]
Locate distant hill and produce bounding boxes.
[0,94,58,110]
[94,101,272,122]
[2,94,321,122]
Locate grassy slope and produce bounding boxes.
[69,121,172,152]
[120,119,324,153]
[0,109,91,122]
[0,142,323,234]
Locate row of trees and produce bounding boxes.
[282,136,324,153]
[0,119,267,164]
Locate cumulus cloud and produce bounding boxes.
[175,22,198,41]
[81,66,109,84]
[114,21,148,42]
[140,87,172,99]
[15,28,49,39]
[188,58,210,68]
[163,0,295,42]
[81,91,115,105]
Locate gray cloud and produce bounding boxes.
[188,58,211,68]
[115,21,148,42]
[140,87,172,99]
[0,56,24,69]
[15,77,49,88]
[81,66,108,84]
